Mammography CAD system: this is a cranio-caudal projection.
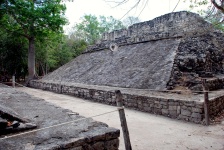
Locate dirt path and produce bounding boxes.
[17,87,224,150]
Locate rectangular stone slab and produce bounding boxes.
[0,84,120,150]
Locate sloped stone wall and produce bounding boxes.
[41,11,224,91]
[41,39,180,90]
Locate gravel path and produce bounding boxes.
[18,87,224,150]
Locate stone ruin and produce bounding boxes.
[41,11,224,91]
[0,84,120,149]
[30,11,224,124]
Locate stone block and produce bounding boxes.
[155,103,162,109]
[105,130,120,141]
[191,112,202,119]
[160,101,168,105]
[169,110,177,117]
[190,117,202,123]
[162,105,168,109]
[192,107,203,113]
[72,146,83,150]
[162,109,168,115]
[92,141,105,150]
[154,108,162,115]
[149,103,154,107]
[181,109,191,117]
[178,114,190,121]
[181,105,187,110]
[154,100,160,104]
[169,106,177,111]
[184,101,195,107]
[105,139,119,150]
[144,107,151,112]
[143,103,149,107]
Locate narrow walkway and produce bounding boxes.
[18,87,224,150]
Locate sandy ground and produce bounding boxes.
[17,87,224,150]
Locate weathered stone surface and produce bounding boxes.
[41,39,179,90]
[181,109,191,117]
[191,112,202,119]
[28,11,224,125]
[192,107,203,113]
[30,79,224,124]
[0,84,119,150]
[40,11,224,91]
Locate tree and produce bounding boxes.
[72,14,125,44]
[187,0,223,31]
[0,27,28,80]
[122,16,141,26]
[99,15,125,32]
[0,0,67,80]
[74,15,100,44]
[35,32,87,75]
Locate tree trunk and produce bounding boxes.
[28,37,35,79]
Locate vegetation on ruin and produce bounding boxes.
[0,0,222,81]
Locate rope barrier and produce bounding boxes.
[0,109,118,140]
[0,82,119,140]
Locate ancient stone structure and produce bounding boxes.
[41,11,224,91]
[30,11,224,124]
[0,84,120,150]
[30,80,224,124]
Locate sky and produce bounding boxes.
[63,0,207,32]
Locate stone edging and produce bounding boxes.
[29,80,209,124]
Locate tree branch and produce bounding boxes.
[211,0,224,13]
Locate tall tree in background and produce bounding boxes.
[0,27,28,80]
[99,16,125,32]
[187,0,223,31]
[0,0,67,80]
[72,15,125,44]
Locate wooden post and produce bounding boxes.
[115,90,132,150]
[202,79,209,126]
[12,76,15,88]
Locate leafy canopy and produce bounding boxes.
[1,0,67,39]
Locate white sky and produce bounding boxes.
[63,0,208,32]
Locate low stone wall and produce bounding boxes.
[30,80,206,124]
[207,78,224,91]
[209,95,224,118]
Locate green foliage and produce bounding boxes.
[1,0,67,38]
[185,0,223,32]
[0,0,67,78]
[35,32,87,74]
[0,27,28,79]
[99,16,125,32]
[73,14,125,44]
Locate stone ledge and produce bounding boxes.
[0,84,120,150]
[29,80,212,124]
